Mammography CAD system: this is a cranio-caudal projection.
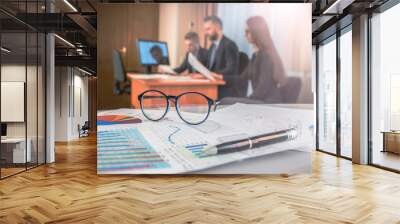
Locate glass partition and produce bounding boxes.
[38,32,46,165]
[370,3,400,171]
[1,30,28,177]
[339,28,352,158]
[0,1,46,179]
[317,36,337,155]
[27,30,38,169]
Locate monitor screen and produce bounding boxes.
[1,123,7,137]
[137,39,169,65]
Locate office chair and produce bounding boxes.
[239,52,249,74]
[237,52,250,97]
[281,77,302,103]
[78,121,90,138]
[112,49,131,94]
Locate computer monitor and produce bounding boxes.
[137,39,169,73]
[1,123,7,138]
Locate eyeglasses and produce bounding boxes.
[138,90,219,125]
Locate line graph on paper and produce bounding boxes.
[140,118,248,159]
[146,123,211,158]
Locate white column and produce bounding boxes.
[46,32,55,163]
[45,0,56,163]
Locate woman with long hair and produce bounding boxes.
[219,16,287,104]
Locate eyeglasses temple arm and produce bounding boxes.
[213,101,221,112]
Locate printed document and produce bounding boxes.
[97,104,314,174]
[188,53,215,80]
[158,65,177,75]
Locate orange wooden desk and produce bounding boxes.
[127,73,225,108]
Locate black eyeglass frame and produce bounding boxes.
[138,90,219,125]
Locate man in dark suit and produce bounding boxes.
[203,16,240,98]
[173,32,208,74]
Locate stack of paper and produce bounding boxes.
[97,104,314,174]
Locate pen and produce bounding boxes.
[200,128,297,157]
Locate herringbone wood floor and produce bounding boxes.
[1,136,400,224]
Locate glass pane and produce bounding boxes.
[371,4,400,171]
[1,30,28,177]
[340,29,352,158]
[27,31,38,169]
[38,33,46,165]
[177,92,210,124]
[140,90,168,120]
[26,0,38,169]
[318,37,337,154]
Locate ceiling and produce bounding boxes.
[1,0,97,74]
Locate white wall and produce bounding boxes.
[158,4,179,67]
[1,63,47,164]
[55,67,89,141]
[1,65,36,137]
[1,66,26,130]
[55,67,69,141]
[1,82,25,122]
[71,73,89,138]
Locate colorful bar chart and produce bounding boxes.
[97,128,170,172]
[184,143,208,158]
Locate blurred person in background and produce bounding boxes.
[170,32,208,74]
[217,16,287,104]
[203,15,240,98]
